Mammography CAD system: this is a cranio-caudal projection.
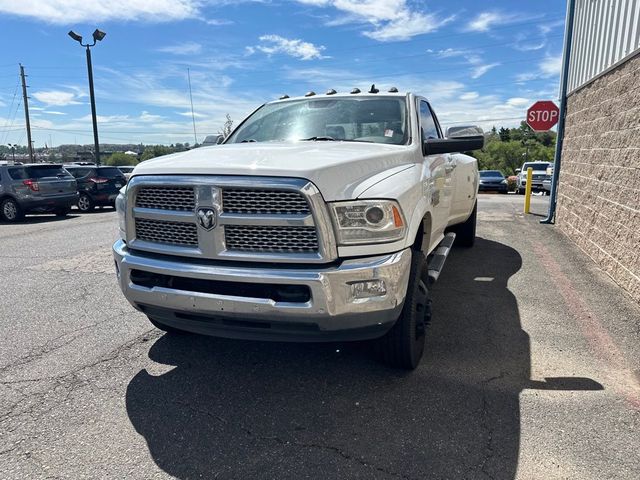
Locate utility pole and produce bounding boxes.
[19,64,34,163]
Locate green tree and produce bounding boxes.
[106,152,138,166]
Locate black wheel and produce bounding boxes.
[77,193,94,212]
[55,207,71,217]
[374,251,430,370]
[147,316,186,335]
[0,198,24,222]
[454,201,476,248]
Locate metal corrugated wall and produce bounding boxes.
[568,0,640,93]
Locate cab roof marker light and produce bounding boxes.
[326,89,337,95]
[305,91,316,97]
[350,88,361,94]
[388,87,398,93]
[279,94,290,100]
[368,84,379,93]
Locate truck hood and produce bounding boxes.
[132,142,417,201]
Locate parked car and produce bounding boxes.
[516,162,551,194]
[117,166,136,182]
[543,164,554,194]
[64,165,126,212]
[113,88,484,370]
[479,170,508,193]
[0,163,78,222]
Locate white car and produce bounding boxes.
[113,88,482,369]
[516,161,551,195]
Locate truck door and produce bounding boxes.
[419,100,454,244]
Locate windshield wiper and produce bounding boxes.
[299,136,335,141]
[241,139,257,143]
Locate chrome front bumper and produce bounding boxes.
[113,240,411,341]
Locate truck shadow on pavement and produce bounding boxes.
[125,237,602,480]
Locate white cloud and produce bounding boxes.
[294,0,453,41]
[77,114,130,123]
[250,35,327,60]
[434,48,472,59]
[139,111,164,122]
[506,97,529,107]
[158,42,202,55]
[42,111,67,115]
[470,62,499,79]
[460,92,479,101]
[32,90,80,106]
[205,18,233,26]
[540,54,562,77]
[515,54,562,82]
[0,0,200,24]
[466,11,521,32]
[176,111,208,118]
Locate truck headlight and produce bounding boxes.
[329,200,406,245]
[115,187,127,240]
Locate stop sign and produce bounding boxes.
[526,101,559,131]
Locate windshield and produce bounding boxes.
[480,170,504,178]
[227,97,408,145]
[523,162,549,171]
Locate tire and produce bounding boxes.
[454,201,476,248]
[55,207,71,217]
[374,251,430,370]
[77,193,94,212]
[0,198,24,222]
[147,316,187,335]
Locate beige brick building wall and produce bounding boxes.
[556,52,640,303]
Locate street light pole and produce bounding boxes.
[68,29,106,166]
[85,45,100,166]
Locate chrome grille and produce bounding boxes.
[135,218,198,246]
[136,186,195,211]
[222,189,310,215]
[225,225,318,253]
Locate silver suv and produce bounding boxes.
[0,164,78,222]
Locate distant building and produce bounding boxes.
[556,0,640,303]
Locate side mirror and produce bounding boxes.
[515,168,521,174]
[423,135,484,156]
[216,135,225,145]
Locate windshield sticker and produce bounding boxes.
[384,129,393,137]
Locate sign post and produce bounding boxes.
[526,101,560,131]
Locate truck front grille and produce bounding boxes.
[136,186,195,211]
[135,218,198,246]
[222,188,310,215]
[225,225,319,253]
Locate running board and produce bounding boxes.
[427,232,456,285]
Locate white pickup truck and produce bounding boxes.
[113,88,483,369]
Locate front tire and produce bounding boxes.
[1,198,24,222]
[77,193,94,212]
[374,251,430,370]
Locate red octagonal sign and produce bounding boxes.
[526,100,559,131]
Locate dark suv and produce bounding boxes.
[64,165,126,212]
[0,163,78,222]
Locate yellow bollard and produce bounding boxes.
[524,167,533,214]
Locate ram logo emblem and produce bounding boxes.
[196,208,217,230]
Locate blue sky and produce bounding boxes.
[0,0,565,147]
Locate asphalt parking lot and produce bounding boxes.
[1,194,639,479]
